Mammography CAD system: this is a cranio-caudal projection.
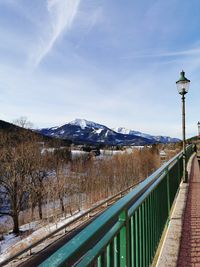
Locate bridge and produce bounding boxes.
[31,144,197,267]
[0,144,198,266]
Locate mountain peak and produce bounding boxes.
[69,119,88,129]
[69,119,105,130]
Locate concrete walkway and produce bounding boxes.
[177,157,200,266]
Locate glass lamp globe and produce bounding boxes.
[176,70,190,95]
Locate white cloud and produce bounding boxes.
[31,0,81,67]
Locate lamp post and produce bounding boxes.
[176,70,190,183]
[198,121,200,138]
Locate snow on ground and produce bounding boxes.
[0,219,40,255]
[0,233,20,255]
[0,210,85,264]
[0,216,13,232]
[71,150,89,160]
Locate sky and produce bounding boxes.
[0,0,200,138]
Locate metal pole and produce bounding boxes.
[182,94,187,183]
[198,122,200,137]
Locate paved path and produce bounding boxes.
[177,157,200,267]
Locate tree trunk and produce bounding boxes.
[13,213,19,234]
[38,197,43,220]
[59,197,65,214]
[31,203,35,220]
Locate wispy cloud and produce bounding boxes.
[31,0,81,67]
[122,46,200,60]
[156,48,200,57]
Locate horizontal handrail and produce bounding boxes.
[39,146,194,267]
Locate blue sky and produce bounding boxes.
[0,0,199,138]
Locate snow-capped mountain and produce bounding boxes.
[39,119,153,146]
[39,119,180,146]
[114,127,180,143]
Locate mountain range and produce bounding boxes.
[39,119,180,146]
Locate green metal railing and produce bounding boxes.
[40,145,194,267]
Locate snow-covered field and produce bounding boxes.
[0,210,85,264]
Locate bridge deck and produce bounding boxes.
[177,156,200,266]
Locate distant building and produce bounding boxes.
[160,150,167,161]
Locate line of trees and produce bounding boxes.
[0,131,70,234]
[0,125,169,235]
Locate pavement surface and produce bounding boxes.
[177,157,200,267]
[156,154,195,267]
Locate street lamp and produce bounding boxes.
[176,70,190,183]
[198,121,200,138]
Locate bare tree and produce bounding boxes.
[53,148,71,215]
[0,138,32,233]
[13,116,33,129]
[28,148,53,220]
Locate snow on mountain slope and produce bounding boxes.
[114,127,180,143]
[39,119,180,146]
[69,119,105,130]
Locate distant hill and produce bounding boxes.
[39,118,180,146]
[0,120,72,147]
[187,135,199,143]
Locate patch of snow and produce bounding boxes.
[71,150,89,160]
[41,148,55,154]
[160,150,167,156]
[50,126,59,130]
[0,233,21,255]
[114,127,131,135]
[94,129,103,134]
[0,210,86,263]
[0,216,13,233]
[69,119,106,130]
[69,119,87,129]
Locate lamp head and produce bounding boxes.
[176,70,190,95]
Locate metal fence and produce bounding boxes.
[40,145,194,267]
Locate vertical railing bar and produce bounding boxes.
[107,244,110,267]
[149,193,152,263]
[108,240,114,267]
[97,255,102,267]
[151,191,154,258]
[142,203,145,267]
[146,198,149,267]
[135,210,139,267]
[114,236,118,267]
[155,188,158,248]
[155,187,161,248]
[119,210,128,267]
[139,206,142,266]
[126,211,130,267]
[130,215,134,267]
[166,169,171,225]
[153,190,156,254]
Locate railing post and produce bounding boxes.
[119,210,129,267]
